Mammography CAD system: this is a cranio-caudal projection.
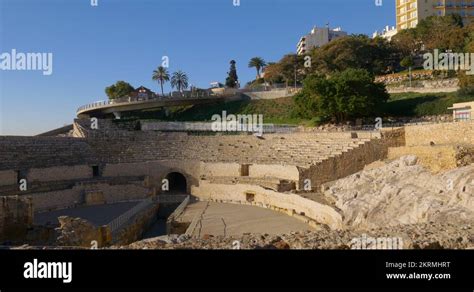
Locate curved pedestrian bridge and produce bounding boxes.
[76,94,233,118]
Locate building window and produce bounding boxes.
[454,110,471,121]
[245,192,255,203]
[92,165,100,177]
[240,164,250,177]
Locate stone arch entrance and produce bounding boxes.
[165,172,188,193]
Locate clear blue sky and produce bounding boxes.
[0,0,395,135]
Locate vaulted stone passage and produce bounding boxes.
[165,172,187,193]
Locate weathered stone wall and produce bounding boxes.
[303,139,385,189]
[249,164,300,181]
[378,77,459,94]
[31,182,150,213]
[301,129,405,190]
[31,189,82,212]
[242,89,297,100]
[0,196,33,242]
[102,160,201,192]
[388,144,474,173]
[405,121,474,146]
[388,145,458,173]
[99,183,151,203]
[201,162,241,177]
[0,136,98,171]
[0,164,92,188]
[28,165,92,182]
[381,128,406,147]
[103,160,300,191]
[0,170,16,186]
[73,118,139,138]
[208,176,296,193]
[84,190,106,205]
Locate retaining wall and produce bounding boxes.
[191,181,343,230]
[28,165,92,182]
[405,121,474,146]
[31,182,150,213]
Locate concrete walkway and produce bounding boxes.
[178,202,314,237]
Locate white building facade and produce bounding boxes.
[297,26,348,55]
[372,25,398,41]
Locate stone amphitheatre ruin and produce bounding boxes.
[1,109,473,249]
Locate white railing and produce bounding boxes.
[107,197,154,234]
[77,100,112,113]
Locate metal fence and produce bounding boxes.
[107,197,154,234]
[154,194,189,204]
[165,195,191,234]
[106,195,190,236]
[141,121,300,134]
[240,84,302,92]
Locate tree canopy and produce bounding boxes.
[171,71,189,93]
[152,66,170,95]
[293,69,389,123]
[458,38,474,95]
[105,81,135,100]
[308,34,397,75]
[263,54,308,85]
[392,14,468,55]
[226,60,239,88]
[248,57,266,79]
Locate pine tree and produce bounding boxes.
[225,60,239,88]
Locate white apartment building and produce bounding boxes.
[397,0,474,31]
[372,25,398,41]
[296,26,348,55]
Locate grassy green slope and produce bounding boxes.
[146,97,304,125]
[383,92,474,117]
[124,92,474,124]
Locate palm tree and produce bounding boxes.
[152,66,170,96]
[248,57,266,79]
[171,70,189,93]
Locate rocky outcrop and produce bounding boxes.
[121,220,473,250]
[322,156,474,229]
[55,216,102,247]
[15,219,474,250]
[455,145,474,167]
